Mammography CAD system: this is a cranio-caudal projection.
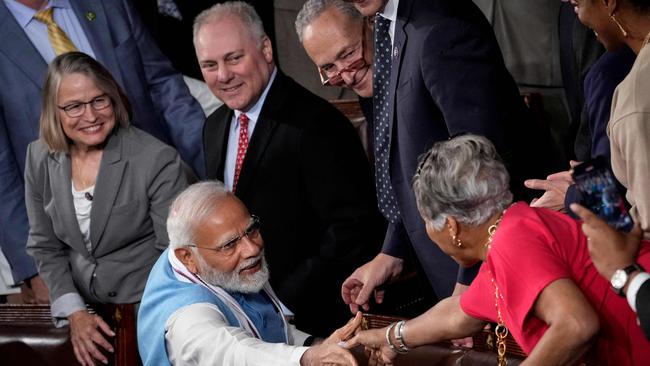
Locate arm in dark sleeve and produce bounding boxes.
[0,108,37,283]
[457,262,481,286]
[421,19,520,149]
[636,278,650,341]
[120,0,207,178]
[287,107,383,310]
[584,47,636,161]
[419,18,544,200]
[381,221,410,259]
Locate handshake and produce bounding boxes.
[301,312,400,366]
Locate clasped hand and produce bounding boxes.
[301,312,363,366]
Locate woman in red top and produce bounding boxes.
[347,134,650,365]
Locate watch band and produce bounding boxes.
[612,263,644,296]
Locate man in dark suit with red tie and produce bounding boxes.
[195,1,383,336]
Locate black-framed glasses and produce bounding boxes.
[318,24,368,87]
[58,94,111,118]
[186,215,261,255]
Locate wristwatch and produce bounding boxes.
[610,263,644,296]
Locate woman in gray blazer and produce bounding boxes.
[24,52,188,366]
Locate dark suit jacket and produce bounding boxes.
[24,127,187,307]
[381,0,551,297]
[0,0,204,284]
[564,47,635,213]
[203,71,383,336]
[637,278,650,340]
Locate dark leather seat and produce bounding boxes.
[0,304,139,366]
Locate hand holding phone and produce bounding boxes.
[572,157,634,232]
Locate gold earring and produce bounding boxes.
[448,224,463,247]
[452,234,463,248]
[610,14,629,37]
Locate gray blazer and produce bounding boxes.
[25,126,187,306]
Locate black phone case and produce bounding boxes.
[572,157,634,232]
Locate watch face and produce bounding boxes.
[611,269,628,290]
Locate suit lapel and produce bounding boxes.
[234,73,284,196]
[47,153,88,255]
[388,0,411,151]
[203,108,232,180]
[70,0,123,87]
[0,2,48,88]
[89,129,126,249]
[235,114,277,197]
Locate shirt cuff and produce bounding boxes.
[290,346,309,365]
[627,272,650,312]
[51,292,87,327]
[288,322,311,346]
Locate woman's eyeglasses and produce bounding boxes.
[58,94,111,118]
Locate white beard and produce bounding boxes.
[195,251,269,293]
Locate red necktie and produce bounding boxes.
[233,113,250,192]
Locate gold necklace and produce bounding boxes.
[484,212,504,249]
[485,210,508,366]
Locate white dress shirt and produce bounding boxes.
[380,0,399,48]
[224,68,277,190]
[165,302,309,366]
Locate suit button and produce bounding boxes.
[108,291,117,297]
[92,273,97,278]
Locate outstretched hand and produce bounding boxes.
[341,253,403,313]
[525,170,574,212]
[323,312,364,345]
[344,327,397,365]
[300,343,358,366]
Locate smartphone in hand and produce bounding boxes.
[572,157,634,232]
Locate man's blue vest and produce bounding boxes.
[137,249,287,366]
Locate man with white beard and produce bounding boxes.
[137,181,361,366]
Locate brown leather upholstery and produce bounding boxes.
[0,304,139,366]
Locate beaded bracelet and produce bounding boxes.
[394,320,410,353]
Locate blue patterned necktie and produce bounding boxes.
[373,15,401,224]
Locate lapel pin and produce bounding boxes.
[86,11,96,21]
[392,45,399,59]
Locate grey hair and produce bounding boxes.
[295,0,363,43]
[193,1,266,47]
[413,134,513,231]
[167,181,232,250]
